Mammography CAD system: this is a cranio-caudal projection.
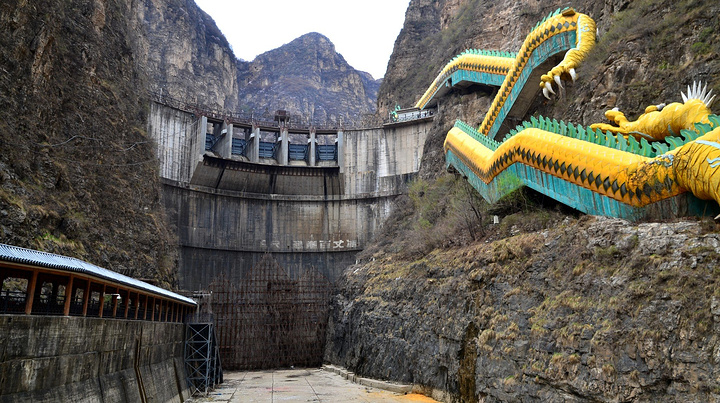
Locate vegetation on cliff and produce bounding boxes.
[0,0,176,285]
[328,0,720,401]
[328,212,720,401]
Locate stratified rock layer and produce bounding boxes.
[329,0,720,401]
[326,217,720,401]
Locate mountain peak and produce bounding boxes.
[285,32,337,54]
[297,32,332,42]
[237,32,380,123]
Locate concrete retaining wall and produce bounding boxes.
[150,102,204,183]
[343,124,431,196]
[0,316,190,403]
[163,181,397,289]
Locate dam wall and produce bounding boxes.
[0,316,189,403]
[150,102,205,184]
[150,102,433,290]
[162,180,396,289]
[342,123,428,196]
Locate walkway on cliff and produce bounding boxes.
[188,368,438,403]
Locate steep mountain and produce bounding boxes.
[137,2,382,122]
[237,32,381,124]
[0,0,177,285]
[136,0,240,110]
[327,0,720,401]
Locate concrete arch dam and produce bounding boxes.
[149,100,433,290]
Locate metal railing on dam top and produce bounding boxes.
[150,91,362,131]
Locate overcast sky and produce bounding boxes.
[194,0,411,79]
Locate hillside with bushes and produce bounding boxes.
[326,0,720,401]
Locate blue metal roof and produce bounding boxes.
[0,243,196,306]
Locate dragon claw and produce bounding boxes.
[545,81,556,95]
[554,75,564,88]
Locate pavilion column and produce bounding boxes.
[24,269,39,315]
[111,292,119,317]
[63,275,75,316]
[82,281,91,317]
[98,284,106,318]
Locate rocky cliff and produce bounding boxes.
[136,0,240,110]
[327,0,720,401]
[327,214,720,402]
[237,32,381,124]
[137,2,380,120]
[0,0,176,285]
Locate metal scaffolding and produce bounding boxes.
[209,254,331,370]
[184,313,222,396]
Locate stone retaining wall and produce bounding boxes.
[0,315,190,403]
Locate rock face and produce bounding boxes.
[137,3,380,120]
[327,0,720,401]
[0,0,177,285]
[135,0,240,110]
[326,216,720,402]
[237,32,381,124]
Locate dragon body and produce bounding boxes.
[419,8,720,219]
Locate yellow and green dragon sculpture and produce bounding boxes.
[419,8,720,220]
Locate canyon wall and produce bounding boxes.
[327,0,720,401]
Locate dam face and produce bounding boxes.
[149,101,433,290]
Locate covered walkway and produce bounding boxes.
[0,243,196,321]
